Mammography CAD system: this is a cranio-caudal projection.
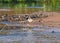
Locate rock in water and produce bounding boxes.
[51,31,55,33]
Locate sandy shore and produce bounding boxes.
[42,12,60,27]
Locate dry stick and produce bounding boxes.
[0,24,7,32]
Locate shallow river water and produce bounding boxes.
[0,27,60,43]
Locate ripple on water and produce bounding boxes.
[0,27,60,43]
